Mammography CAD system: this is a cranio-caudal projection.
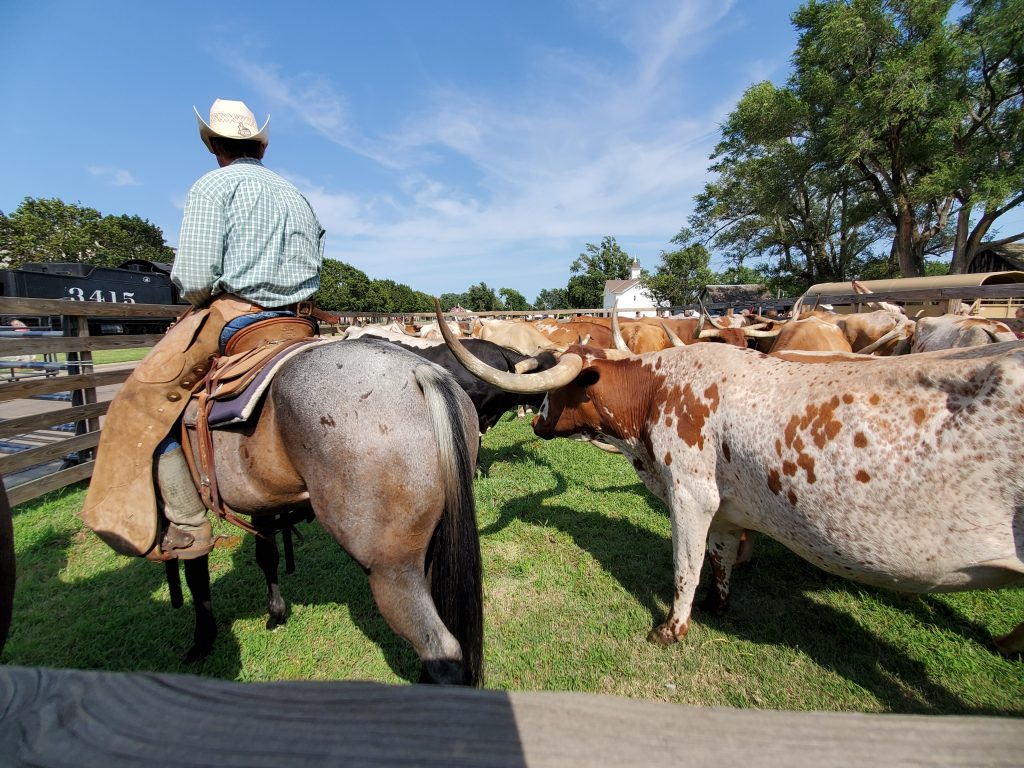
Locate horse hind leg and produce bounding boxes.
[367,564,466,685]
[253,526,287,630]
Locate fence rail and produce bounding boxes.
[0,297,173,506]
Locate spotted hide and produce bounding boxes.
[437,308,1024,656]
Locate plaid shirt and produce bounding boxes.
[173,158,325,307]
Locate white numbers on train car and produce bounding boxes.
[66,288,137,303]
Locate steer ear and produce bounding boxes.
[579,368,600,387]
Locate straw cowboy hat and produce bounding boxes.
[194,98,270,152]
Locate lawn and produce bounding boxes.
[4,414,1022,715]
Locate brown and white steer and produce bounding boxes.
[435,303,1024,654]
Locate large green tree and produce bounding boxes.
[691,80,888,289]
[439,292,469,311]
[940,0,1024,272]
[642,235,716,307]
[566,236,632,309]
[498,287,531,311]
[0,197,173,267]
[534,287,568,310]
[790,0,1022,276]
[465,282,500,311]
[315,259,372,311]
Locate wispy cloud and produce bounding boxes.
[88,166,139,187]
[216,0,760,297]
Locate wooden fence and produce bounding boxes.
[0,297,182,507]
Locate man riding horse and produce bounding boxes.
[82,98,327,561]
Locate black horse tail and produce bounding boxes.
[414,364,484,686]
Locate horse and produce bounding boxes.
[178,337,484,685]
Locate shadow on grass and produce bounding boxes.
[487,446,1020,716]
[3,513,422,684]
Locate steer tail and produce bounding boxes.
[414,365,484,686]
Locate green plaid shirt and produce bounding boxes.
[173,158,325,307]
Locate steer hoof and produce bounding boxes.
[697,591,730,616]
[647,624,681,646]
[994,623,1024,659]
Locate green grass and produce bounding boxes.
[4,415,1023,714]
[87,347,150,365]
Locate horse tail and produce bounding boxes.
[414,364,484,686]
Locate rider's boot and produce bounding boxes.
[157,446,213,560]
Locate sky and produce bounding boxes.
[5,1,1017,304]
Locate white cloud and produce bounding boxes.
[88,166,139,187]
[217,0,760,297]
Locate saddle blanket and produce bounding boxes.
[206,337,339,427]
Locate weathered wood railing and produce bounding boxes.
[0,297,180,506]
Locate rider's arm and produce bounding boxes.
[172,188,224,307]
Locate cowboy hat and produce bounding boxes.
[194,98,270,152]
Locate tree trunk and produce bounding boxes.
[893,204,923,277]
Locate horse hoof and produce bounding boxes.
[183,643,212,664]
[419,659,466,685]
[646,625,680,646]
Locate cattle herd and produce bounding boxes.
[340,283,1024,660]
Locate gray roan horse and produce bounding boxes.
[179,337,483,685]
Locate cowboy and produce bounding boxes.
[81,98,325,561]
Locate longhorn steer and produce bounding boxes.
[344,325,557,432]
[435,302,1024,655]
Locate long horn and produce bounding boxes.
[660,321,686,347]
[697,297,728,330]
[791,294,805,318]
[742,326,783,339]
[433,299,582,393]
[857,318,912,355]
[610,301,630,352]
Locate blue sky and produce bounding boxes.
[6,1,1016,303]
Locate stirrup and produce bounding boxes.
[161,520,214,560]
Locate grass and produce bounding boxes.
[4,414,1023,714]
[87,347,150,365]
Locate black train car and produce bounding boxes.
[0,259,187,335]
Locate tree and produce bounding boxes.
[534,287,568,310]
[690,80,888,290]
[0,197,173,267]
[791,0,984,277]
[93,214,176,266]
[642,235,715,307]
[439,292,469,311]
[465,282,500,311]
[941,0,1024,272]
[498,288,531,311]
[566,236,632,308]
[315,259,372,311]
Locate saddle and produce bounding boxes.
[179,316,331,536]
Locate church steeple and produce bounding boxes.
[629,259,641,280]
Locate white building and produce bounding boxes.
[603,259,659,317]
